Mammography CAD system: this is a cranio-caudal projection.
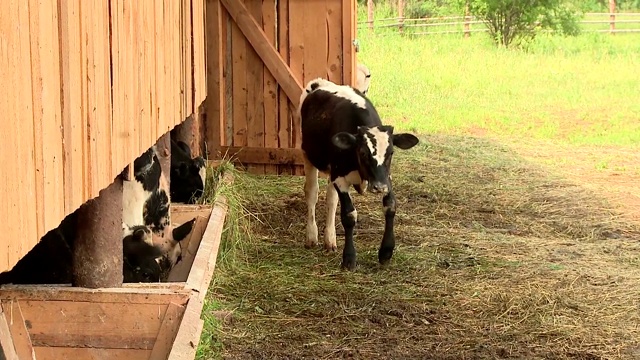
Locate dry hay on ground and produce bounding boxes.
[203,135,640,360]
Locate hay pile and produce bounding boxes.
[200,135,640,360]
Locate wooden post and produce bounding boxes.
[156,132,172,191]
[398,0,404,34]
[72,176,124,288]
[609,0,616,34]
[173,112,204,158]
[205,0,226,161]
[343,0,356,87]
[367,0,374,31]
[464,1,470,38]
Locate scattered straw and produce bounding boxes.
[198,135,640,360]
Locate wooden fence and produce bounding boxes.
[360,12,640,36]
[0,0,206,272]
[206,0,357,175]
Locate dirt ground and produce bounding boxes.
[203,134,640,360]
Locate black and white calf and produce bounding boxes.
[122,220,195,283]
[0,212,194,285]
[170,140,207,204]
[0,141,206,285]
[298,78,419,270]
[123,142,203,276]
[123,145,171,236]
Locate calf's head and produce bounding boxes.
[332,125,419,193]
[123,226,163,282]
[170,140,207,204]
[123,218,196,283]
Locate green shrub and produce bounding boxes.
[466,0,583,48]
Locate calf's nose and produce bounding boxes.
[370,183,388,194]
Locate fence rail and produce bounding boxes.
[358,12,640,36]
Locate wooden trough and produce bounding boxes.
[0,174,231,360]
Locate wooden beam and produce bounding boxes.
[219,0,303,108]
[343,0,357,86]
[20,301,166,349]
[156,132,172,188]
[367,0,374,31]
[166,215,210,282]
[149,302,185,360]
[610,0,616,34]
[0,285,189,305]
[33,348,151,360]
[0,306,18,360]
[72,175,123,288]
[185,177,228,294]
[221,146,304,166]
[0,301,34,360]
[205,0,225,159]
[167,173,230,360]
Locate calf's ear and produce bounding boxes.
[175,141,192,157]
[332,132,357,150]
[172,218,196,242]
[392,133,419,150]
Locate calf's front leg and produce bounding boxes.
[334,182,357,270]
[379,190,396,265]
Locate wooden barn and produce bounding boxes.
[0,0,358,359]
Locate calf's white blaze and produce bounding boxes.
[364,127,390,166]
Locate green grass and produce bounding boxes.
[356,30,640,147]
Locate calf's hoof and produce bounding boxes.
[324,242,337,252]
[304,240,318,249]
[341,255,357,271]
[378,246,394,265]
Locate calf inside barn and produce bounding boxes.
[0,139,207,286]
[170,139,208,204]
[0,212,194,285]
[299,78,419,270]
[123,219,195,283]
[122,141,204,269]
[122,145,171,236]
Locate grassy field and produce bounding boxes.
[196,30,640,359]
[356,31,640,147]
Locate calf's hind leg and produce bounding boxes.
[304,158,319,248]
[323,181,338,252]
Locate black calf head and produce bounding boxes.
[170,140,207,204]
[332,125,419,193]
[123,226,163,283]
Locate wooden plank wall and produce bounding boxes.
[208,0,357,175]
[0,0,207,272]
